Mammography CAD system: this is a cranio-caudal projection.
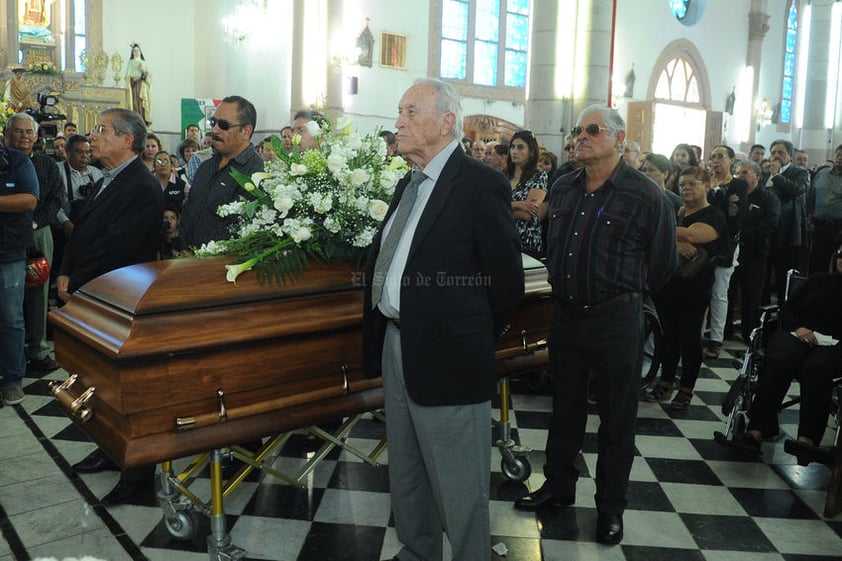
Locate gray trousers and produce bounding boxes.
[383,323,491,561]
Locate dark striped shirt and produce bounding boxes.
[546,158,678,305]
[30,152,63,228]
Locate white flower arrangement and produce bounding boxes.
[196,116,409,284]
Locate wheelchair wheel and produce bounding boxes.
[640,309,662,392]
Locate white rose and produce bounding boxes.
[379,170,400,191]
[291,227,312,243]
[305,120,322,138]
[327,153,346,174]
[273,196,294,217]
[289,163,308,176]
[349,168,370,187]
[368,199,389,221]
[347,133,363,150]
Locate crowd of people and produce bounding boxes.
[2,82,841,559]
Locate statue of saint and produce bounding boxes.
[725,87,735,115]
[623,64,636,98]
[125,43,152,125]
[4,68,32,112]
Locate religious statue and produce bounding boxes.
[4,67,32,112]
[21,0,50,27]
[125,43,152,125]
[725,87,735,115]
[623,64,636,98]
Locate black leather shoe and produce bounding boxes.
[100,479,150,506]
[596,512,623,545]
[72,449,119,473]
[514,484,575,511]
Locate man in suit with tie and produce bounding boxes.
[363,78,524,561]
[57,109,163,506]
[57,108,163,301]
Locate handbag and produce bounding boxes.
[674,246,710,279]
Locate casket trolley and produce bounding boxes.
[49,255,552,560]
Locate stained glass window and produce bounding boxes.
[780,1,798,124]
[438,0,530,89]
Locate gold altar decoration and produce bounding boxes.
[79,48,109,86]
[111,52,123,87]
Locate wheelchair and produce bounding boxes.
[714,270,842,466]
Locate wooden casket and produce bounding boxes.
[49,255,551,469]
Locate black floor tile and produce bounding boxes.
[490,536,542,560]
[691,438,766,463]
[635,417,683,437]
[514,410,552,430]
[681,513,776,552]
[729,487,819,519]
[622,545,707,561]
[781,555,842,561]
[693,390,726,407]
[142,512,239,552]
[51,422,93,442]
[296,521,385,561]
[660,404,721,422]
[536,506,596,541]
[30,399,70,417]
[626,480,674,512]
[646,458,722,486]
[490,474,529,501]
[279,433,345,460]
[241,483,325,520]
[327,461,390,493]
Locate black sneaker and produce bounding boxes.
[27,356,59,374]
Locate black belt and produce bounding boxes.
[558,292,641,318]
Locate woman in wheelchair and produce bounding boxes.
[732,245,842,455]
[645,167,728,410]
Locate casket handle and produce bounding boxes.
[520,330,548,354]
[340,364,350,395]
[49,374,95,423]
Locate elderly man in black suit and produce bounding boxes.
[58,108,163,505]
[767,139,810,304]
[363,78,524,561]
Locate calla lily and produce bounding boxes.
[387,155,408,170]
[250,172,274,186]
[292,132,301,146]
[243,182,256,192]
[225,257,259,284]
[335,115,353,134]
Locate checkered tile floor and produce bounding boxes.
[2,341,842,561]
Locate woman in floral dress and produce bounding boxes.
[507,129,548,257]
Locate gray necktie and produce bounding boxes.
[372,170,425,308]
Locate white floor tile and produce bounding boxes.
[753,517,842,555]
[660,482,748,516]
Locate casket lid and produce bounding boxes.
[77,256,361,316]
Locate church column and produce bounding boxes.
[2,0,20,67]
[523,0,614,156]
[325,0,345,115]
[798,0,840,161]
[290,0,307,116]
[745,0,769,147]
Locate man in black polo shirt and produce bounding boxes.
[514,105,678,546]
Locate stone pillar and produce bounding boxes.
[523,0,566,156]
[524,0,614,156]
[325,0,345,116]
[290,0,307,115]
[745,0,769,147]
[798,0,839,162]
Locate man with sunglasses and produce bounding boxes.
[180,95,263,249]
[514,105,678,546]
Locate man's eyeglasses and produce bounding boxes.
[154,157,170,164]
[835,250,842,259]
[209,117,246,131]
[709,153,729,160]
[91,124,115,135]
[571,124,609,137]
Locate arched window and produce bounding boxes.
[654,56,701,104]
[780,0,798,124]
[430,0,530,102]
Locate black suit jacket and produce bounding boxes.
[362,146,524,406]
[59,157,164,293]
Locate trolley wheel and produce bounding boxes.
[501,456,532,482]
[165,509,199,540]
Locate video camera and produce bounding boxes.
[26,93,66,154]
